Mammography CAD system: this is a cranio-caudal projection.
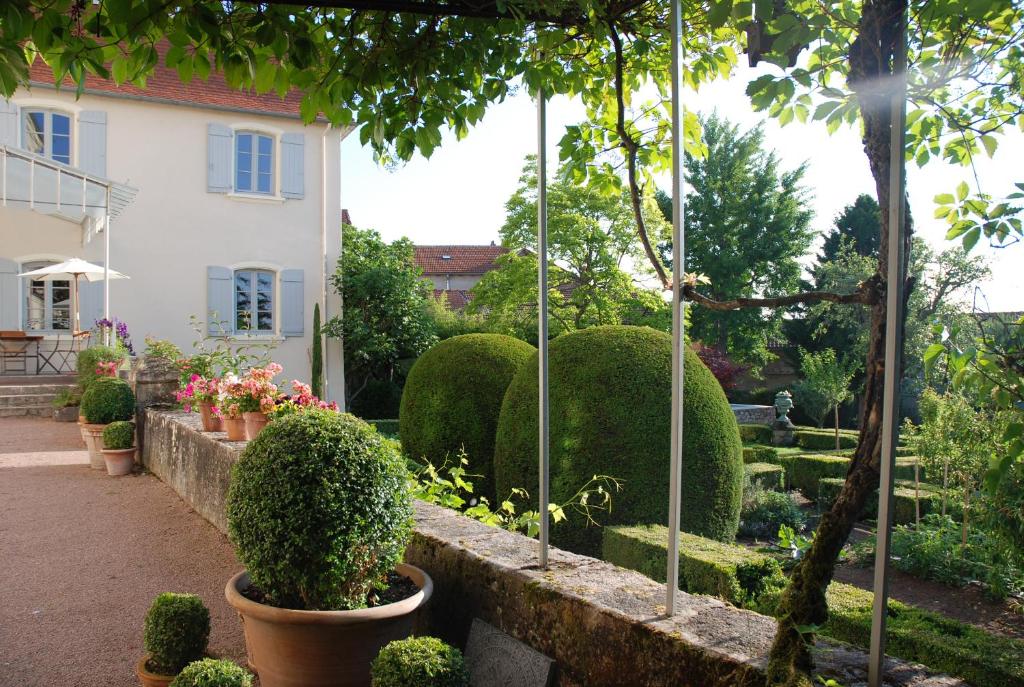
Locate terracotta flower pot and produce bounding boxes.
[136,655,174,687]
[223,416,247,442]
[101,447,136,476]
[198,402,222,432]
[225,564,433,687]
[81,423,108,470]
[243,411,269,440]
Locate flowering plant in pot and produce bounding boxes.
[138,593,210,687]
[80,377,136,470]
[176,375,223,432]
[101,420,136,476]
[266,380,339,421]
[223,363,281,440]
[225,410,430,687]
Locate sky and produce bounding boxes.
[339,66,1024,312]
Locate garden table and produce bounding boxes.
[0,332,43,375]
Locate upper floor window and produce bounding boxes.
[235,132,274,195]
[23,110,72,165]
[22,260,71,332]
[234,269,275,333]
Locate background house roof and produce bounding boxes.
[414,244,508,274]
[28,44,305,118]
[432,289,472,310]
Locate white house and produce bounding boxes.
[0,50,347,403]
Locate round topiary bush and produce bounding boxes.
[399,333,535,500]
[371,637,469,687]
[169,659,252,687]
[102,420,135,449]
[143,593,211,676]
[80,376,135,424]
[494,325,743,554]
[76,344,127,389]
[227,410,413,611]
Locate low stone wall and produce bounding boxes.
[142,409,963,687]
[730,403,776,425]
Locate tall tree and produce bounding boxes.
[468,157,669,335]
[322,225,436,408]
[819,193,881,263]
[666,113,813,365]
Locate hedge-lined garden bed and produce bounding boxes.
[604,522,1024,687]
[817,477,940,525]
[791,454,923,499]
[744,462,785,491]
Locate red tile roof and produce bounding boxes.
[27,44,305,118]
[432,289,472,310]
[415,245,508,275]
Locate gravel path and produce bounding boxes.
[0,416,248,686]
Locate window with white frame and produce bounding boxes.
[235,132,274,194]
[23,109,73,165]
[21,260,71,332]
[234,269,275,333]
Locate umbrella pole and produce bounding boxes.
[73,275,80,334]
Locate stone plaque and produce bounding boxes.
[465,618,555,687]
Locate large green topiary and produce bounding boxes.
[80,376,135,424]
[399,333,535,500]
[169,659,252,687]
[226,410,413,611]
[143,593,211,676]
[371,637,469,687]
[493,325,743,554]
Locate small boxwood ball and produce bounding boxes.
[169,659,252,687]
[80,376,135,424]
[143,593,210,676]
[371,637,469,687]
[399,334,535,500]
[227,410,413,611]
[102,420,135,450]
[494,325,743,554]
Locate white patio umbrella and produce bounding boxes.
[18,258,129,333]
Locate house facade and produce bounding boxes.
[0,55,347,402]
[414,243,508,309]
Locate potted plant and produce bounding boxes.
[101,420,136,476]
[52,387,82,423]
[138,593,211,687]
[177,375,222,432]
[169,659,252,687]
[79,376,136,470]
[224,410,431,687]
[370,637,469,687]
[227,363,281,440]
[219,402,247,442]
[76,349,125,444]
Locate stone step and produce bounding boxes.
[0,406,53,418]
[0,384,77,396]
[0,393,64,408]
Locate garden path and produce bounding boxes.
[0,417,249,686]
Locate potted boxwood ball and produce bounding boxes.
[169,658,252,687]
[101,420,136,476]
[370,637,469,687]
[225,410,431,687]
[80,377,136,470]
[138,593,211,687]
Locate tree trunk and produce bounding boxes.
[766,1,912,684]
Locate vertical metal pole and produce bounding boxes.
[665,0,686,615]
[103,188,111,343]
[537,88,551,568]
[868,9,908,685]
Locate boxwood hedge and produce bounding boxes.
[494,326,743,554]
[794,429,859,450]
[791,454,924,499]
[744,462,785,491]
[371,637,469,687]
[817,477,940,525]
[739,424,773,444]
[400,334,535,501]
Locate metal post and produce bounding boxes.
[665,0,686,615]
[537,88,550,569]
[103,188,111,342]
[868,9,909,684]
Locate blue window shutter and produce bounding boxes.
[280,133,304,199]
[207,124,233,193]
[280,269,304,336]
[0,258,19,330]
[207,266,233,334]
[78,271,105,333]
[78,111,107,177]
[0,99,18,149]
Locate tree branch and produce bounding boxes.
[683,274,881,311]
